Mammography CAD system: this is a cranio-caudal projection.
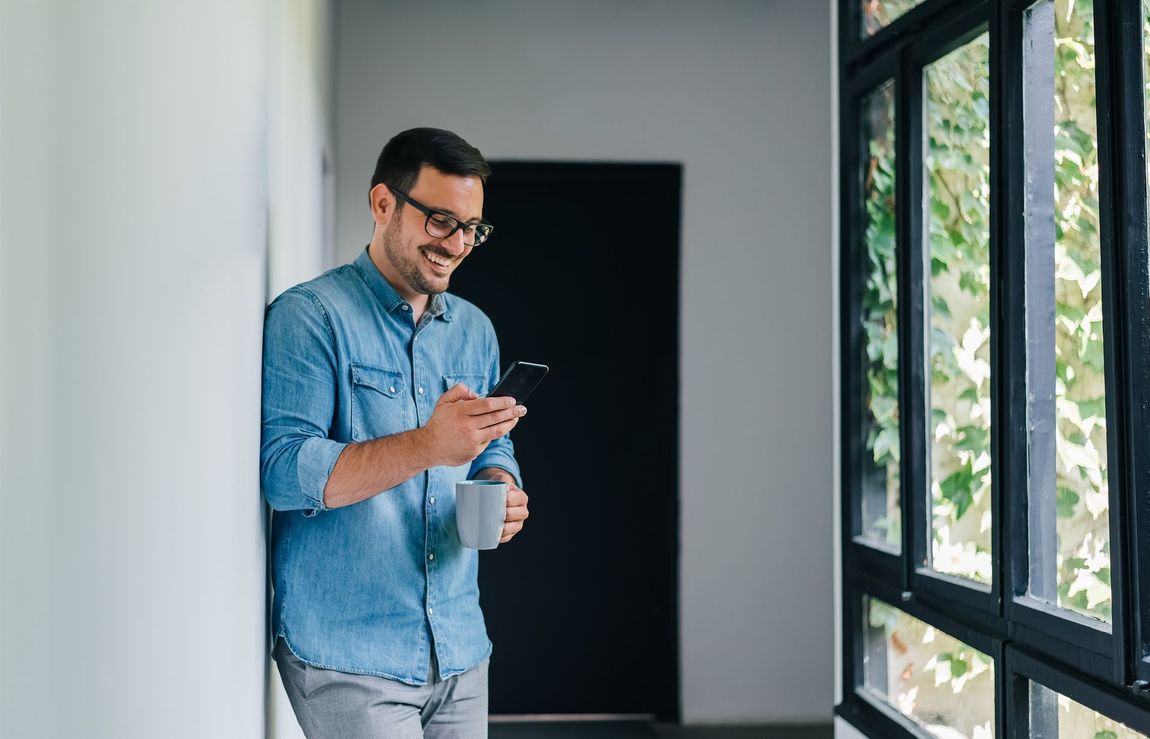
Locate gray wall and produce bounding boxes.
[335,0,833,723]
[0,2,332,737]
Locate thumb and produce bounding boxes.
[439,382,479,404]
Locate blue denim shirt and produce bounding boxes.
[261,247,521,685]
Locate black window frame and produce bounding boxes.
[838,0,1150,735]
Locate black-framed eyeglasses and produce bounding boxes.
[389,186,494,247]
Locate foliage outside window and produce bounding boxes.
[924,33,994,584]
[1030,683,1149,738]
[865,597,995,738]
[1034,0,1112,622]
[861,0,926,38]
[861,80,902,550]
[843,0,1150,734]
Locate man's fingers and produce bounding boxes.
[504,505,529,523]
[439,383,478,404]
[477,405,526,430]
[500,520,524,543]
[481,417,520,441]
[463,396,518,416]
[500,490,529,543]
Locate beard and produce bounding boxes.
[382,214,454,296]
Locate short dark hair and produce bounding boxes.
[370,127,491,194]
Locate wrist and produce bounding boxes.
[409,426,441,471]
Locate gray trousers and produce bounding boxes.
[274,639,489,739]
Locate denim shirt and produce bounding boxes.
[261,247,521,685]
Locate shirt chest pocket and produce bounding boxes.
[350,363,408,442]
[441,372,489,402]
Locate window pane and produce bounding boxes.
[860,80,901,550]
[1025,0,1112,623]
[1029,681,1148,737]
[861,0,925,38]
[924,34,993,584]
[863,596,995,737]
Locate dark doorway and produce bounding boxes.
[450,162,681,721]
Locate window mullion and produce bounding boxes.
[1093,0,1138,689]
[897,43,928,596]
[1098,0,1150,688]
[999,0,1031,628]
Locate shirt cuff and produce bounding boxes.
[472,456,522,489]
[296,436,347,513]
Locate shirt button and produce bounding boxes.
[418,387,425,394]
[388,386,396,393]
[428,553,435,561]
[429,496,436,505]
[401,304,411,312]
[427,607,434,616]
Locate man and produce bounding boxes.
[261,127,529,738]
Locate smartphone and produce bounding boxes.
[487,361,549,403]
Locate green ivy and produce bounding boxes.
[860,0,1112,617]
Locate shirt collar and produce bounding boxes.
[353,246,453,322]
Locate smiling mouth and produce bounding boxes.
[422,248,453,272]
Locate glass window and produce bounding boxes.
[860,80,902,551]
[861,0,926,38]
[924,34,993,584]
[863,596,995,737]
[1025,0,1112,623]
[1029,682,1148,737]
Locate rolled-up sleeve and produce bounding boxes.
[261,287,347,514]
[469,335,523,488]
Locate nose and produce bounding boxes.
[441,226,470,255]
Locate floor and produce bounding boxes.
[489,721,834,738]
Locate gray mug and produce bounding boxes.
[455,480,507,550]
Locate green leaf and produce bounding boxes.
[932,294,952,319]
[1081,336,1106,372]
[954,424,989,452]
[939,463,975,520]
[1067,589,1091,611]
[872,426,901,465]
[1077,397,1106,419]
[1056,486,1080,518]
[1057,300,1086,322]
[1064,557,1088,573]
[958,269,983,296]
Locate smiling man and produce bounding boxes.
[261,128,530,738]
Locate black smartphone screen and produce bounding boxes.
[487,361,549,403]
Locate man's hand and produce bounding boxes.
[419,384,526,468]
[475,467,530,544]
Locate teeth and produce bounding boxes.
[424,251,451,267]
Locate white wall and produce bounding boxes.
[266,2,336,737]
[830,0,850,733]
[0,2,329,737]
[268,0,338,295]
[335,0,833,723]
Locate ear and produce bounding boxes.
[369,183,397,227]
